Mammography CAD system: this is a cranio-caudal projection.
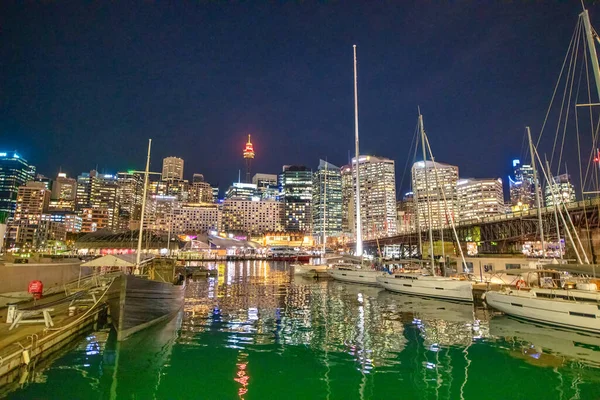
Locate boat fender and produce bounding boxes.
[515,279,526,289]
[480,292,486,301]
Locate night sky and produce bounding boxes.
[1,1,596,196]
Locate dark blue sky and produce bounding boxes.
[0,1,595,195]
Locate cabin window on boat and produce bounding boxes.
[505,263,520,270]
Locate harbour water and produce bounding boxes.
[4,260,600,399]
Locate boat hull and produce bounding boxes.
[106,274,185,341]
[327,268,384,285]
[293,264,328,275]
[377,274,474,302]
[485,290,600,333]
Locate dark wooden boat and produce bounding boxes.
[106,274,185,341]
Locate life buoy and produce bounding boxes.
[515,279,526,289]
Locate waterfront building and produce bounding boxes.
[279,165,312,232]
[311,160,342,243]
[509,159,541,210]
[342,156,398,239]
[225,182,258,200]
[116,172,143,230]
[252,173,279,200]
[221,198,284,235]
[162,157,184,181]
[243,135,255,183]
[0,152,35,219]
[545,174,576,206]
[14,181,50,224]
[142,194,178,232]
[457,178,505,222]
[171,202,221,234]
[411,160,458,230]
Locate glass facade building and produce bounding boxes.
[279,165,312,232]
[311,160,342,243]
[412,160,458,230]
[0,152,35,220]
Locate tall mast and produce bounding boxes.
[322,161,327,254]
[546,158,563,259]
[353,44,363,256]
[527,127,546,257]
[581,8,600,101]
[136,139,152,272]
[419,113,435,271]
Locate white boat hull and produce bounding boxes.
[293,264,328,275]
[485,290,600,333]
[327,268,385,285]
[377,274,474,302]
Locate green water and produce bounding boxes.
[4,261,600,399]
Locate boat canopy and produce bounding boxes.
[81,254,155,267]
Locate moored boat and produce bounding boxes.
[377,273,474,302]
[327,265,386,285]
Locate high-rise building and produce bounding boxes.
[252,173,279,200]
[225,182,258,200]
[75,170,95,211]
[545,174,576,206]
[14,181,50,224]
[412,160,458,230]
[189,180,214,203]
[90,173,120,230]
[81,207,110,233]
[116,172,143,230]
[161,157,184,181]
[457,178,505,222]
[0,152,35,219]
[42,212,82,233]
[52,172,77,201]
[397,192,416,234]
[311,160,342,243]
[243,135,255,183]
[192,173,205,183]
[279,165,312,232]
[222,198,283,235]
[342,156,397,239]
[509,159,541,210]
[166,179,189,201]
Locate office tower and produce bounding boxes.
[509,159,541,210]
[279,165,312,232]
[161,157,184,181]
[311,160,342,243]
[397,192,416,234]
[116,172,143,230]
[457,178,505,222]
[252,173,279,199]
[411,160,458,230]
[545,174,576,206]
[75,170,95,211]
[166,179,189,201]
[189,180,214,203]
[0,152,35,219]
[225,182,258,200]
[243,135,255,183]
[52,172,77,201]
[342,156,398,239]
[221,199,283,235]
[90,173,120,230]
[212,186,220,201]
[192,173,205,183]
[14,181,50,224]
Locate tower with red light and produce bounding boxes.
[243,134,255,183]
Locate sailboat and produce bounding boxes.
[376,112,474,302]
[328,45,387,285]
[105,139,186,341]
[485,5,600,332]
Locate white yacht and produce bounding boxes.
[485,269,600,333]
[327,264,387,285]
[377,273,474,302]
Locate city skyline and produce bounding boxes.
[1,2,594,196]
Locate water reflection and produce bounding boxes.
[5,260,600,400]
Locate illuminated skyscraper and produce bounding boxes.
[312,160,342,243]
[342,156,397,239]
[161,157,184,181]
[52,172,77,201]
[545,174,576,206]
[0,152,35,219]
[280,165,312,232]
[243,135,255,183]
[411,160,458,230]
[509,159,541,210]
[457,178,505,222]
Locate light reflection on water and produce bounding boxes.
[5,260,600,400]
